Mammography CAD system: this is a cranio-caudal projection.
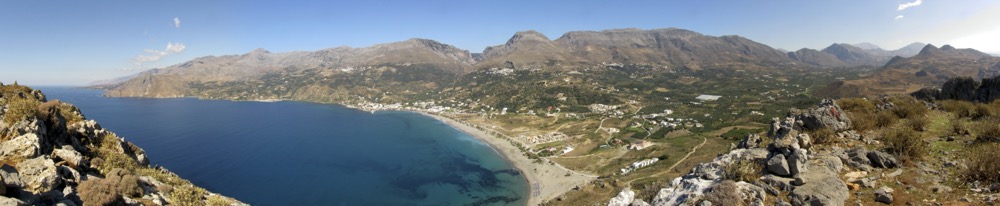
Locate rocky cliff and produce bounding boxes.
[0,84,243,205]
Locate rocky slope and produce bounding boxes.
[0,84,243,205]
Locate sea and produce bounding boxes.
[39,87,529,206]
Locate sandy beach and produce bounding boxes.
[418,111,597,205]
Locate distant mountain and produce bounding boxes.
[787,48,844,67]
[106,38,475,98]
[820,43,890,67]
[819,44,1000,97]
[785,42,927,68]
[478,28,796,70]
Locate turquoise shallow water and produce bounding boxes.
[39,87,528,206]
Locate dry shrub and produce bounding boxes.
[951,118,969,135]
[975,103,998,119]
[907,115,931,131]
[837,98,875,113]
[838,98,877,131]
[724,158,764,183]
[875,111,898,129]
[703,180,742,205]
[2,97,39,126]
[941,100,978,118]
[78,178,124,206]
[78,168,141,205]
[889,96,929,119]
[808,128,836,144]
[964,143,1000,184]
[975,120,1000,142]
[882,126,927,162]
[170,185,208,206]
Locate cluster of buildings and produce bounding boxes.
[621,158,659,175]
[519,132,571,145]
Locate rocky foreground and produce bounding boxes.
[0,84,243,205]
[609,93,1000,206]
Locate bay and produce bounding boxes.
[39,87,528,206]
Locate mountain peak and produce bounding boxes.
[508,30,551,43]
[917,44,942,56]
[941,44,957,51]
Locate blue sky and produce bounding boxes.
[2,0,999,85]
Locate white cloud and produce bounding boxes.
[133,42,186,66]
[173,17,181,28]
[895,15,904,20]
[898,0,923,11]
[165,42,186,53]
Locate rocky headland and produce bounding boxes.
[0,83,243,205]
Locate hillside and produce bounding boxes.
[820,44,1000,97]
[0,83,243,205]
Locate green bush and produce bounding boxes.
[882,126,927,162]
[964,143,1000,184]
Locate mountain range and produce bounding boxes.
[98,27,999,101]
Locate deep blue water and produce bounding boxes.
[39,87,528,206]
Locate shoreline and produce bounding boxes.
[90,91,596,205]
[414,111,596,205]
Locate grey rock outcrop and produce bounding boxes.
[608,188,636,206]
[53,146,85,168]
[767,154,791,176]
[738,133,763,149]
[647,149,768,205]
[940,77,980,101]
[866,151,898,168]
[15,157,61,194]
[874,186,894,204]
[0,133,42,160]
[793,99,851,132]
[788,160,849,206]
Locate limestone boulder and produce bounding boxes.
[15,157,62,194]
